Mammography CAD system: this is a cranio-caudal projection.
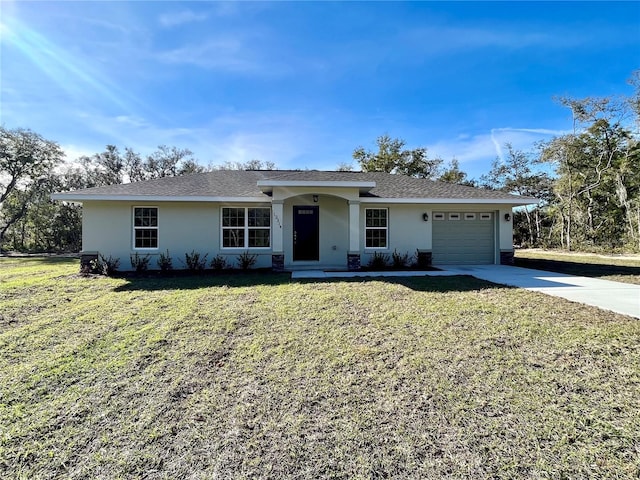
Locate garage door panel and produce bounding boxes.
[432,216,495,264]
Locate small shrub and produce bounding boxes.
[391,249,410,269]
[183,250,208,272]
[368,251,389,269]
[210,254,228,271]
[91,254,120,276]
[237,251,258,270]
[130,252,151,273]
[157,250,173,272]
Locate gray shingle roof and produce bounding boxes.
[53,170,536,203]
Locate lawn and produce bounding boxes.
[1,257,639,479]
[515,249,640,285]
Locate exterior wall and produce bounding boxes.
[81,199,515,271]
[497,207,515,251]
[82,200,273,271]
[360,203,430,266]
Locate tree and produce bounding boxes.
[77,145,126,187]
[482,144,552,247]
[123,148,146,183]
[353,135,442,178]
[215,159,276,170]
[177,159,207,176]
[144,145,195,179]
[0,127,64,243]
[438,158,475,186]
[541,89,640,250]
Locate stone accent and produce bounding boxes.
[271,253,285,272]
[500,249,515,265]
[80,252,98,273]
[416,249,432,269]
[347,253,361,271]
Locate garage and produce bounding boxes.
[432,212,496,264]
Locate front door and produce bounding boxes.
[293,206,319,261]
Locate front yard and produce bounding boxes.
[515,248,640,285]
[1,257,639,479]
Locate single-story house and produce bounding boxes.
[52,170,537,271]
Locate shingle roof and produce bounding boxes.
[52,170,536,203]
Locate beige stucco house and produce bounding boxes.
[52,170,537,271]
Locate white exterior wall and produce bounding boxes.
[80,199,515,270]
[82,200,273,271]
[360,203,430,265]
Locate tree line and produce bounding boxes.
[1,72,638,253]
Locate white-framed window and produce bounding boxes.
[365,208,388,249]
[433,212,445,221]
[449,213,461,220]
[133,206,159,249]
[221,207,271,248]
[464,213,476,220]
[480,213,492,220]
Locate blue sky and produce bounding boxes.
[1,1,638,179]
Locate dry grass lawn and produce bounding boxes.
[515,248,640,285]
[1,257,639,479]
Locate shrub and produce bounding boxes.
[130,253,151,273]
[237,251,258,270]
[157,250,173,272]
[210,254,228,271]
[367,251,389,269]
[391,249,410,269]
[90,254,120,276]
[183,250,208,272]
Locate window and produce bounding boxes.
[480,213,492,221]
[365,208,388,249]
[464,213,476,220]
[133,207,158,249]
[222,207,271,248]
[449,213,461,220]
[433,212,445,221]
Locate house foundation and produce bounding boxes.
[80,251,98,273]
[347,253,361,271]
[271,253,285,272]
[416,249,432,268]
[500,249,515,265]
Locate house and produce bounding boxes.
[51,170,537,271]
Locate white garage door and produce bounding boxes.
[432,212,495,264]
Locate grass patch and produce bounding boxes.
[1,257,639,478]
[515,249,640,285]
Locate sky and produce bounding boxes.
[1,1,639,179]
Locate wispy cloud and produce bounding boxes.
[158,10,208,28]
[155,35,288,75]
[53,110,316,171]
[401,25,583,56]
[426,127,565,177]
[156,38,246,70]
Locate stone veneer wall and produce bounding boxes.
[271,254,285,272]
[500,249,515,265]
[416,250,432,268]
[347,253,361,271]
[80,252,98,273]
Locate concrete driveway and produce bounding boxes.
[439,265,640,319]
